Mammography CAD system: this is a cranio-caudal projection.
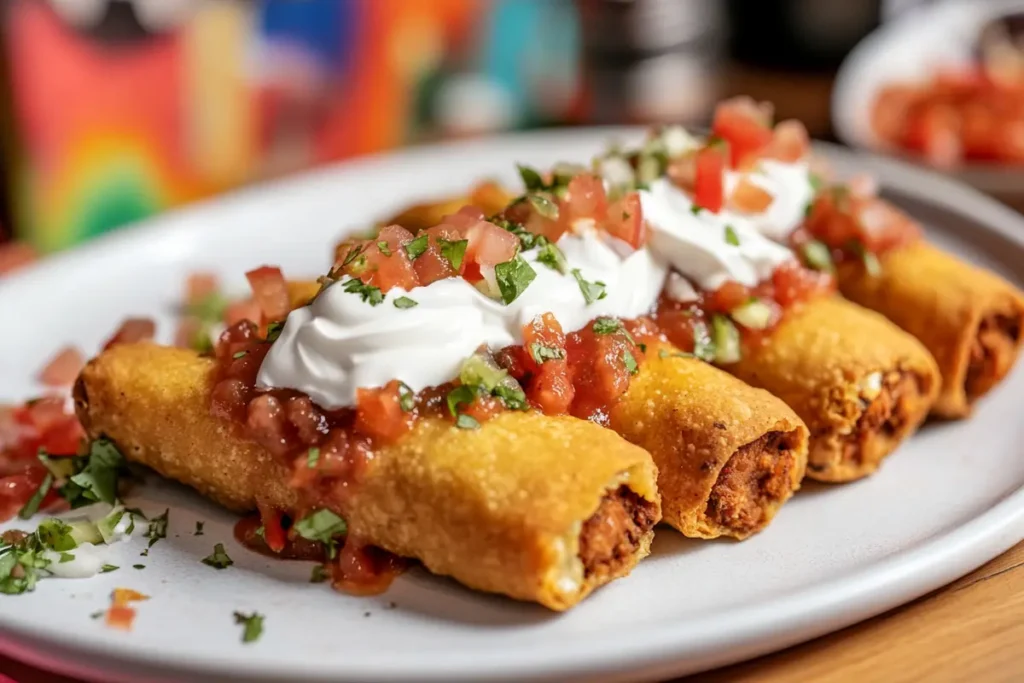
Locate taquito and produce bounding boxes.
[726,296,940,482]
[75,343,661,611]
[836,242,1024,419]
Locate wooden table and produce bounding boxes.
[2,541,1022,682]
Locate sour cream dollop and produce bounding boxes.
[257,228,667,409]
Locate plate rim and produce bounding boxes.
[2,129,1024,683]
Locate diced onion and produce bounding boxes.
[731,299,774,330]
[711,314,742,364]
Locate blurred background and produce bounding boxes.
[0,0,1018,261]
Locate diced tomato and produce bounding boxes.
[729,177,774,213]
[766,119,811,162]
[804,190,861,248]
[440,206,487,235]
[461,395,505,425]
[852,197,921,254]
[185,272,219,305]
[414,225,460,285]
[354,381,414,443]
[0,242,37,276]
[0,467,56,522]
[211,379,252,424]
[257,502,287,554]
[39,415,85,456]
[376,224,416,251]
[712,97,774,168]
[246,266,290,322]
[38,347,85,387]
[565,321,644,422]
[564,174,608,226]
[667,153,697,191]
[224,298,262,327]
[521,314,573,415]
[332,538,405,596]
[465,220,519,274]
[694,145,727,213]
[705,280,750,313]
[504,197,567,244]
[103,318,156,350]
[173,317,202,349]
[245,394,292,458]
[908,105,962,169]
[361,240,419,293]
[604,193,645,248]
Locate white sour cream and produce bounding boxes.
[259,153,813,407]
[41,507,135,579]
[257,228,667,409]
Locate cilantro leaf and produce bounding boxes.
[802,240,835,273]
[17,473,53,520]
[437,239,468,271]
[623,349,639,375]
[306,447,320,469]
[517,164,546,192]
[201,543,234,570]
[404,234,429,260]
[393,296,418,309]
[101,564,119,573]
[145,509,169,548]
[571,269,607,305]
[194,521,205,536]
[36,519,76,551]
[527,194,559,219]
[310,565,329,583]
[535,241,568,274]
[342,278,384,306]
[234,611,264,644]
[293,510,347,544]
[494,256,536,305]
[61,439,126,509]
[446,385,478,419]
[529,342,565,364]
[724,225,741,246]
[397,382,415,412]
[493,383,527,411]
[376,240,392,256]
[690,204,703,216]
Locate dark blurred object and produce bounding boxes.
[578,0,725,124]
[727,0,883,72]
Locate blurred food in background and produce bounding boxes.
[0,0,939,255]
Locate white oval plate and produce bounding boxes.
[833,0,1024,196]
[1,130,1024,683]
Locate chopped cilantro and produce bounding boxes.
[527,194,559,219]
[140,548,149,557]
[17,472,53,520]
[517,164,546,191]
[535,241,568,274]
[232,351,247,360]
[490,216,539,250]
[446,385,478,419]
[571,269,607,304]
[145,509,169,548]
[37,519,76,551]
[494,256,536,305]
[101,564,119,573]
[529,342,565,364]
[455,413,480,430]
[809,171,824,192]
[90,610,104,620]
[623,349,639,375]
[124,507,147,520]
[437,238,468,271]
[376,240,392,256]
[658,348,694,359]
[592,317,622,335]
[194,521,205,536]
[393,296,418,309]
[341,244,366,267]
[852,242,882,277]
[691,320,717,363]
[397,382,415,412]
[293,510,347,544]
[306,447,320,469]
[404,234,429,260]
[493,384,527,411]
[59,439,126,509]
[133,564,145,570]
[689,205,703,216]
[201,543,234,570]
[724,225,741,246]
[58,552,74,563]
[342,278,384,306]
[234,611,264,644]
[310,565,329,583]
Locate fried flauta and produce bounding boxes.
[837,242,1024,419]
[75,343,661,611]
[613,346,808,539]
[727,296,940,482]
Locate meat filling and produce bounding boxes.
[578,485,658,579]
[842,371,921,464]
[704,430,798,534]
[965,312,1022,401]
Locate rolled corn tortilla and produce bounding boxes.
[725,296,940,482]
[612,346,808,539]
[836,242,1024,419]
[74,343,661,611]
[384,181,513,233]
